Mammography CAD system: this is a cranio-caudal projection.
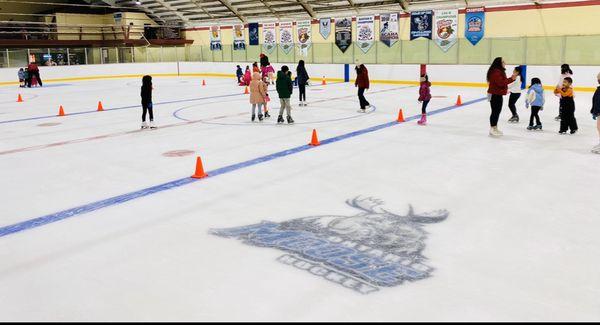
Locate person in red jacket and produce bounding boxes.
[355,60,371,113]
[418,74,432,125]
[487,57,517,136]
[26,61,42,88]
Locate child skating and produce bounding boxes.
[276,65,294,124]
[262,76,271,118]
[591,72,600,153]
[554,77,578,134]
[18,68,25,88]
[249,72,267,122]
[140,75,156,129]
[555,64,573,121]
[525,78,545,131]
[418,74,431,125]
[507,66,523,123]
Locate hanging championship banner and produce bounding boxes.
[262,22,276,53]
[380,13,399,47]
[279,22,294,54]
[335,17,352,53]
[434,9,458,52]
[297,20,312,56]
[319,18,331,39]
[356,16,375,53]
[249,23,259,46]
[410,10,433,40]
[210,25,222,51]
[465,7,485,46]
[233,24,246,50]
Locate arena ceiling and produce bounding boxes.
[111,0,555,25]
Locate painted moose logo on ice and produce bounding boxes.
[210,197,449,294]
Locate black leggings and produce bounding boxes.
[299,83,306,101]
[358,87,370,109]
[421,100,430,114]
[142,103,154,122]
[490,94,503,127]
[27,71,42,87]
[508,93,521,117]
[529,106,541,126]
[560,106,578,132]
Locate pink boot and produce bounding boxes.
[417,114,427,125]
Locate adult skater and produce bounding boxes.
[507,66,523,123]
[555,64,573,121]
[296,60,310,106]
[26,61,42,87]
[260,53,270,69]
[486,57,518,136]
[140,75,156,129]
[355,60,371,113]
[592,72,600,153]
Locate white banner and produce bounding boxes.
[262,22,276,53]
[434,9,458,52]
[210,25,222,51]
[356,16,375,53]
[296,20,312,56]
[233,24,245,50]
[279,22,294,54]
[380,13,399,47]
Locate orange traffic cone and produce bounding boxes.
[58,105,65,116]
[309,129,321,146]
[17,94,23,102]
[321,76,327,85]
[244,86,249,94]
[191,156,208,179]
[97,101,104,111]
[456,95,462,106]
[397,109,405,123]
[202,79,206,86]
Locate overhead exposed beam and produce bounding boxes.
[153,0,188,23]
[189,0,215,20]
[397,0,409,12]
[347,0,359,14]
[297,0,317,18]
[258,0,280,19]
[215,0,247,23]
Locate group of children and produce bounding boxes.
[248,64,295,124]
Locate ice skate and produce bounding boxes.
[527,125,535,131]
[264,111,270,118]
[277,115,284,124]
[287,115,294,124]
[251,114,256,122]
[141,121,149,130]
[508,115,519,123]
[357,108,366,113]
[570,129,578,134]
[417,114,427,125]
[591,143,600,154]
[149,121,157,129]
[258,114,264,121]
[534,124,543,131]
[489,126,503,137]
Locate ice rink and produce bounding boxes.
[1,75,599,321]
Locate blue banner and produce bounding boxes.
[465,7,485,46]
[248,23,259,46]
[410,10,433,40]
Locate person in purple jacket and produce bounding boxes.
[418,74,432,125]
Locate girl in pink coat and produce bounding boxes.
[243,66,252,86]
[418,74,432,125]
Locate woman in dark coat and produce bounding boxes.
[355,60,371,112]
[296,60,310,106]
[486,57,517,136]
[141,75,156,129]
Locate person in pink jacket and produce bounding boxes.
[249,72,267,122]
[418,74,432,125]
[243,66,252,86]
[261,64,275,85]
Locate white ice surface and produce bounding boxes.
[0,76,599,321]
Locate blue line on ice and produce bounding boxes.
[0,97,486,238]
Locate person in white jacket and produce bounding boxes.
[507,66,523,123]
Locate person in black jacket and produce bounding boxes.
[141,75,155,129]
[296,60,310,107]
[591,72,600,154]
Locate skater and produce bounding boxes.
[592,73,600,153]
[276,65,294,124]
[259,53,270,70]
[507,66,523,123]
[236,65,244,85]
[417,74,431,125]
[262,76,271,118]
[554,77,578,134]
[243,66,252,86]
[355,60,371,112]
[252,62,260,74]
[249,72,267,122]
[18,68,25,87]
[555,64,573,121]
[140,75,156,129]
[26,61,42,87]
[486,57,518,136]
[296,60,310,107]
[262,63,275,85]
[525,78,545,131]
